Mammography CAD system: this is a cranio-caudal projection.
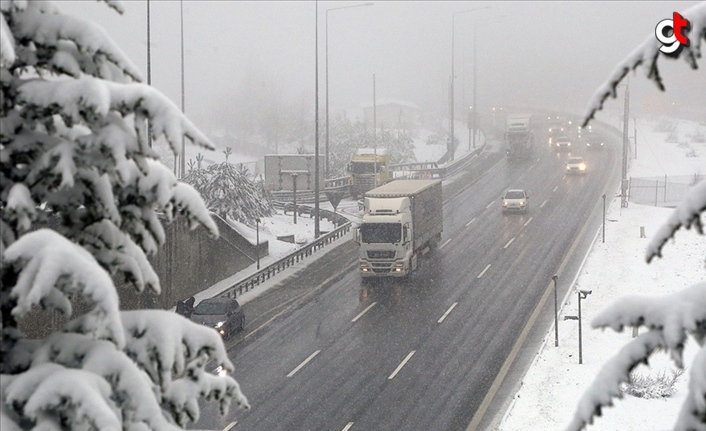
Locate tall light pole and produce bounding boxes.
[471,15,507,150]
[146,0,152,149]
[255,218,261,270]
[179,0,185,178]
[450,7,490,162]
[325,2,373,178]
[315,2,320,238]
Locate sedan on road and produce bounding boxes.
[554,135,572,152]
[502,189,529,213]
[566,156,587,175]
[191,297,245,339]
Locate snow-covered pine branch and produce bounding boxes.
[581,2,706,128]
[567,284,706,431]
[646,179,706,264]
[5,0,140,82]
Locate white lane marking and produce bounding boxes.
[486,201,495,209]
[477,264,491,279]
[540,199,548,208]
[351,302,377,322]
[222,422,238,431]
[342,423,354,431]
[287,350,321,377]
[388,351,416,380]
[440,238,452,249]
[553,185,558,192]
[465,217,476,227]
[523,217,533,228]
[503,238,515,249]
[438,302,458,323]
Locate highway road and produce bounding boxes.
[191,117,623,431]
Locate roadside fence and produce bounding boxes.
[629,175,701,207]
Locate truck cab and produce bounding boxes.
[348,148,391,198]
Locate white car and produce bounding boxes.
[566,156,587,175]
[555,136,572,152]
[502,189,529,213]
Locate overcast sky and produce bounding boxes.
[59,1,704,134]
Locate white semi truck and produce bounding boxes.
[505,113,534,160]
[355,179,443,278]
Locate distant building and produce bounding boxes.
[361,98,420,130]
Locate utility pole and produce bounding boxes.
[179,0,185,178]
[373,74,377,179]
[621,78,630,209]
[634,117,637,159]
[146,0,152,149]
[472,25,477,150]
[314,2,320,238]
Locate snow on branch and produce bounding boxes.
[567,331,670,431]
[0,11,15,67]
[591,283,706,365]
[646,179,706,264]
[581,2,706,128]
[30,333,185,431]
[8,0,141,81]
[17,75,215,157]
[120,310,236,390]
[2,363,121,431]
[675,344,706,430]
[2,229,125,348]
[567,283,706,430]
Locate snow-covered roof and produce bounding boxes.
[359,98,420,110]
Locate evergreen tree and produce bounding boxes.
[0,2,249,430]
[183,148,274,225]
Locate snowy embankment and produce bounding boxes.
[499,116,706,431]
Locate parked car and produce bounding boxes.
[502,189,529,213]
[554,136,572,152]
[566,156,587,175]
[586,137,605,150]
[190,297,245,339]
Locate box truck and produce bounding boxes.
[355,179,443,278]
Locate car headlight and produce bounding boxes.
[520,201,526,206]
[215,321,225,329]
[503,201,508,206]
[579,164,586,170]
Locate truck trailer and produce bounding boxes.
[355,179,443,278]
[505,114,534,160]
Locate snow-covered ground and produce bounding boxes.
[499,116,706,430]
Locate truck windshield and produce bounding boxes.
[351,162,381,174]
[360,223,401,243]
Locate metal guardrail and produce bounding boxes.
[219,221,352,299]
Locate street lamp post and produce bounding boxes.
[564,290,592,364]
[325,2,373,179]
[602,194,606,243]
[451,7,490,162]
[552,275,559,347]
[255,218,261,270]
[470,15,507,151]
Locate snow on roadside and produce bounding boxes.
[499,116,706,430]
